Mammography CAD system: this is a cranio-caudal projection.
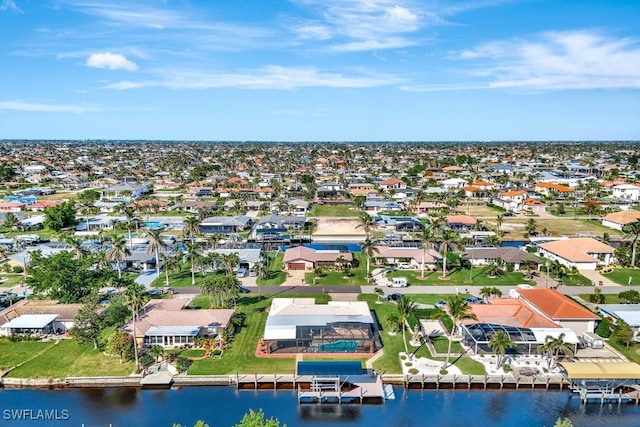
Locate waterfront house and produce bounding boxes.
[262,298,378,354]
[125,298,233,348]
[0,300,82,337]
[462,247,542,271]
[199,216,253,234]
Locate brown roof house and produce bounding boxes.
[601,211,640,231]
[462,247,542,271]
[537,238,615,271]
[283,246,353,271]
[124,298,233,348]
[0,300,82,337]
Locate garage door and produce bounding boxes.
[288,262,306,270]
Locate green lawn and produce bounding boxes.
[558,272,592,286]
[602,268,640,286]
[0,341,56,370]
[6,339,135,378]
[359,295,484,375]
[607,339,640,365]
[310,205,359,217]
[578,293,624,304]
[258,252,287,286]
[187,293,331,375]
[386,267,533,287]
[305,253,369,286]
[0,273,27,287]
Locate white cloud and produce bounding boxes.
[105,65,404,90]
[0,0,21,12]
[449,31,640,90]
[86,52,138,71]
[289,0,428,51]
[0,101,98,113]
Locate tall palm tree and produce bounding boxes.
[418,218,440,278]
[220,253,240,276]
[145,228,166,279]
[397,296,417,359]
[495,214,504,234]
[183,216,200,244]
[122,283,146,373]
[120,206,136,248]
[66,236,88,260]
[438,229,459,278]
[184,241,201,285]
[442,294,477,369]
[360,237,379,279]
[356,213,375,238]
[105,235,130,278]
[537,333,573,369]
[479,286,493,303]
[489,330,515,368]
[623,220,640,267]
[525,218,538,236]
[160,252,181,287]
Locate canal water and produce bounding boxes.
[2,387,640,427]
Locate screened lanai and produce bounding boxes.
[460,323,579,355]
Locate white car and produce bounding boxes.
[396,263,415,270]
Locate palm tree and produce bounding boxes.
[360,237,379,280]
[623,220,640,267]
[145,228,166,279]
[183,216,200,244]
[150,345,164,363]
[397,296,417,359]
[122,283,146,373]
[66,236,88,260]
[520,259,537,279]
[160,252,181,287]
[495,214,504,233]
[438,229,459,278]
[488,330,515,368]
[256,257,270,296]
[442,294,477,369]
[356,213,375,238]
[184,241,202,286]
[120,206,136,248]
[418,218,441,278]
[525,218,538,236]
[374,286,385,303]
[105,235,130,278]
[537,333,573,369]
[479,286,493,303]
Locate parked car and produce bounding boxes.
[388,277,409,288]
[465,296,484,304]
[396,262,415,270]
[238,286,251,294]
[386,293,403,302]
[434,300,447,309]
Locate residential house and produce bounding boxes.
[611,184,640,202]
[283,246,352,271]
[257,214,306,231]
[363,200,402,214]
[462,247,542,271]
[492,190,527,212]
[597,304,640,342]
[102,181,151,200]
[379,178,406,191]
[125,298,233,348]
[0,201,25,213]
[513,288,600,335]
[0,300,83,337]
[523,198,546,214]
[601,211,640,231]
[536,237,615,271]
[441,178,468,189]
[262,298,378,354]
[374,215,423,232]
[445,215,477,232]
[373,245,441,269]
[200,216,253,234]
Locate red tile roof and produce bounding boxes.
[517,288,599,320]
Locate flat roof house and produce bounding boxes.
[262,298,378,354]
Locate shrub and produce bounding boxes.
[12,265,23,274]
[596,318,612,338]
[408,368,419,375]
[439,369,448,375]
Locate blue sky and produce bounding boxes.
[1,0,639,141]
